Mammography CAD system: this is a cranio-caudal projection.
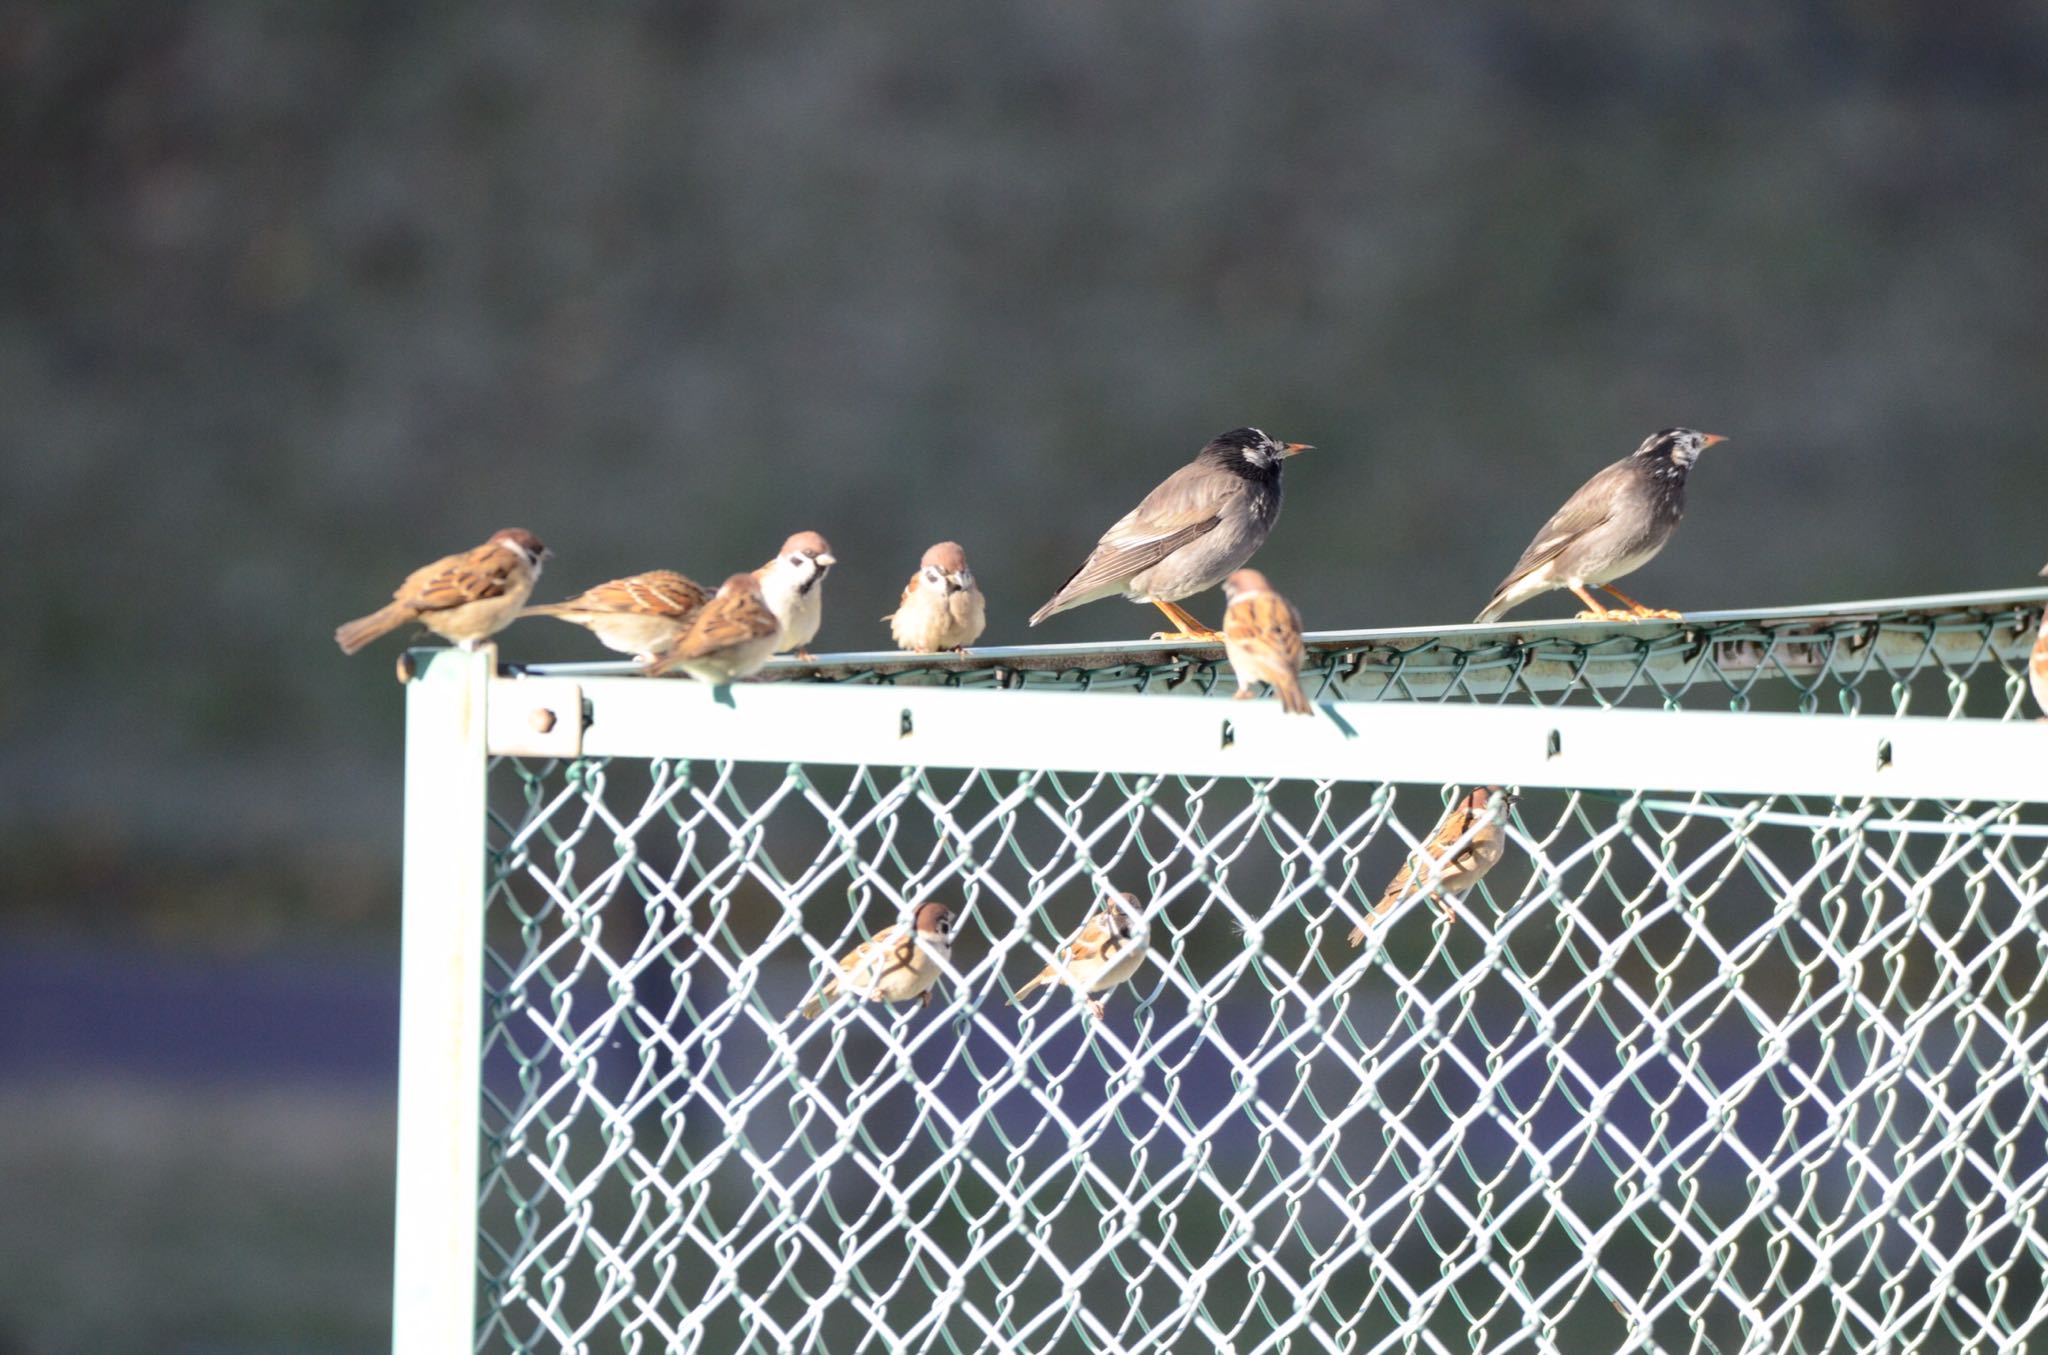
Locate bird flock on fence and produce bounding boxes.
[335,426,2048,1017]
[341,424,1760,697]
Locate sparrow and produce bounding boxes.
[2033,563,2048,719]
[800,901,955,1018]
[642,573,781,683]
[1474,429,1727,624]
[334,528,549,654]
[1029,427,1311,642]
[755,531,836,659]
[520,570,710,662]
[1221,569,1311,715]
[1009,891,1150,1019]
[886,541,987,654]
[1349,787,1515,943]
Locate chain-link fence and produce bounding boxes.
[392,590,2048,1354]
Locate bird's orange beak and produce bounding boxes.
[1281,442,1313,457]
[1701,434,1729,447]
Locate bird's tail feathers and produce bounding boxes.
[335,603,416,655]
[1027,597,1067,627]
[1275,673,1312,716]
[1473,580,1521,624]
[1008,974,1046,1005]
[800,989,830,1020]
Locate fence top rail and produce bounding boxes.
[506,585,2046,717]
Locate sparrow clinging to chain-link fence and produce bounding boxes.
[1350,787,1516,942]
[801,901,955,1018]
[1009,892,1149,1018]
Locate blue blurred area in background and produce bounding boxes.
[0,943,397,1083]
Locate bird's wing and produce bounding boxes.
[1063,909,1122,966]
[671,589,780,658]
[1016,909,1114,997]
[1493,460,1638,588]
[884,574,919,621]
[1041,462,1236,608]
[397,542,527,613]
[832,924,900,985]
[1377,796,1466,913]
[603,571,709,617]
[543,571,707,617]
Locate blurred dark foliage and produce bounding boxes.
[1,2,2046,1349]
[5,1,2048,897]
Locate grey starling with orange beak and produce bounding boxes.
[1476,428,1727,624]
[1030,427,1311,641]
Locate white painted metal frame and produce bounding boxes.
[498,676,2048,802]
[391,647,494,1355]
[389,589,2048,1352]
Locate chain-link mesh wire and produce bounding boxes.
[745,593,2045,721]
[468,596,2048,1353]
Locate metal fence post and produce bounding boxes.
[390,645,493,1354]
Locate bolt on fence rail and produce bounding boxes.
[392,589,2048,1355]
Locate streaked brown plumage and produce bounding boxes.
[1221,569,1311,715]
[334,528,549,654]
[1009,891,1150,1018]
[800,902,955,1018]
[1349,787,1514,943]
[642,572,781,683]
[522,570,710,661]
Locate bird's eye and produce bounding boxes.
[787,555,803,567]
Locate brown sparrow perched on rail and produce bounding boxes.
[642,573,781,683]
[2033,563,2048,718]
[1009,891,1150,1019]
[1221,570,1311,715]
[1349,787,1515,943]
[886,542,987,654]
[755,531,836,659]
[521,570,709,662]
[800,901,955,1018]
[334,528,549,654]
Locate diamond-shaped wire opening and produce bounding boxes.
[467,752,2048,1354]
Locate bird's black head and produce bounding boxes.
[1632,428,1727,473]
[1199,427,1312,480]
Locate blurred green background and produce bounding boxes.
[4,2,2047,1351]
